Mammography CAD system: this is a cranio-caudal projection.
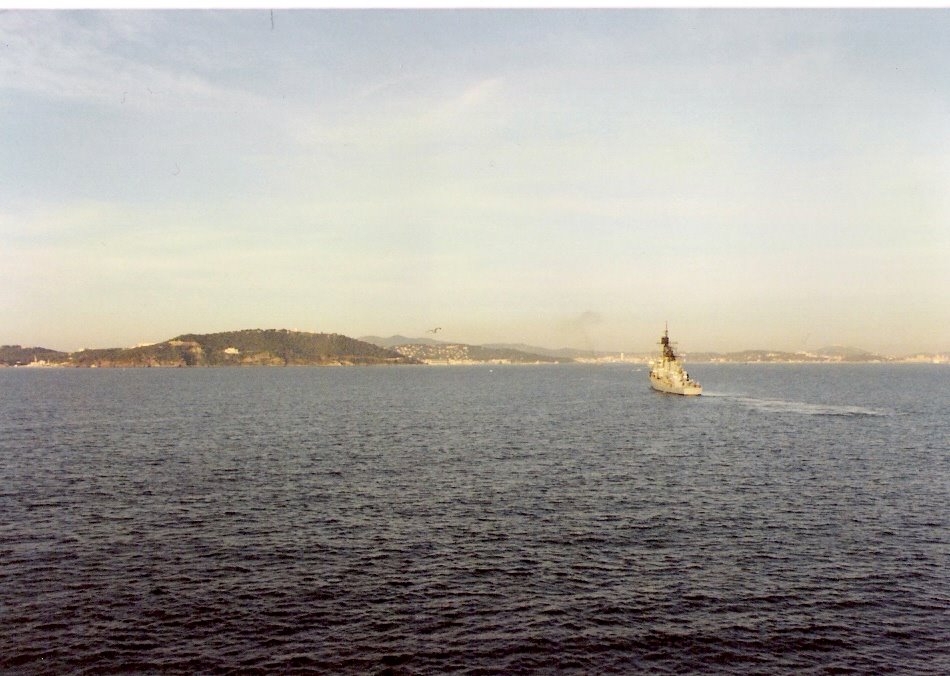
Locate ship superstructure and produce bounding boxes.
[649,325,702,396]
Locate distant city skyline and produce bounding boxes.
[2,10,948,354]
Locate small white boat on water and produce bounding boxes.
[649,325,702,396]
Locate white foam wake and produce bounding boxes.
[704,393,887,417]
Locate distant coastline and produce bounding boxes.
[0,330,418,368]
[2,329,947,368]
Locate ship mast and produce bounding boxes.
[660,322,676,361]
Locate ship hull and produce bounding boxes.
[650,374,702,396]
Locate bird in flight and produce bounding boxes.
[427,327,442,334]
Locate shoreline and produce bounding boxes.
[3,360,947,369]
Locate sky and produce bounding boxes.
[1,9,948,355]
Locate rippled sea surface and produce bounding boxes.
[1,364,948,674]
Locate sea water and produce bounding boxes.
[1,364,947,673]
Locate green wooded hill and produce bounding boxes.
[65,329,420,367]
[0,345,70,366]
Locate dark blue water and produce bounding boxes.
[1,364,948,674]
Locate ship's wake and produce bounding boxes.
[704,392,887,417]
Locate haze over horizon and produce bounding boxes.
[2,10,948,355]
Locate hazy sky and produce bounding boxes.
[2,9,948,354]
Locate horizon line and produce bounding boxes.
[3,327,947,360]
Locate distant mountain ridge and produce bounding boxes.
[815,346,881,360]
[362,337,615,360]
[393,343,570,364]
[360,336,573,363]
[480,343,612,359]
[688,347,889,363]
[362,337,944,363]
[358,334,447,348]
